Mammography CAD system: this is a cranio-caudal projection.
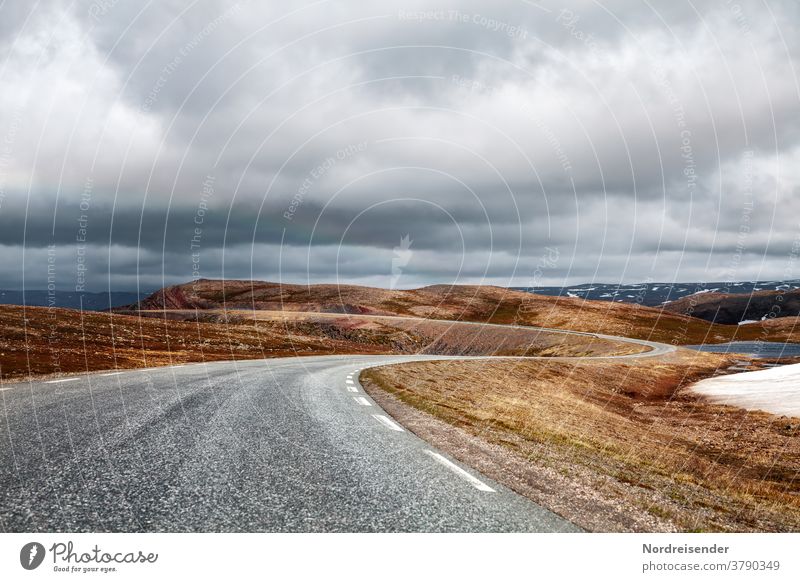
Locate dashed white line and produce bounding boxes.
[372,414,405,432]
[423,450,496,492]
[353,396,372,407]
[0,387,12,392]
[346,379,354,385]
[347,385,358,393]
[45,378,80,384]
[101,372,123,377]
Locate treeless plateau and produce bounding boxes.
[124,279,800,345]
[5,280,800,533]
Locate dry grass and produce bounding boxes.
[0,305,361,380]
[362,352,800,532]
[0,305,636,381]
[136,310,648,357]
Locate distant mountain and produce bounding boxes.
[513,280,800,308]
[0,289,151,311]
[661,288,800,324]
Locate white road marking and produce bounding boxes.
[372,414,405,432]
[346,375,353,379]
[0,387,12,392]
[45,378,80,384]
[347,385,358,393]
[353,396,372,407]
[424,450,496,492]
[101,372,123,377]
[346,379,354,385]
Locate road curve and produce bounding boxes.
[0,321,675,532]
[140,309,678,359]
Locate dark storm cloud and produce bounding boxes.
[1,0,800,290]
[0,194,521,253]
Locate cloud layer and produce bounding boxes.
[1,0,799,291]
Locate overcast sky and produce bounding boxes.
[1,0,799,292]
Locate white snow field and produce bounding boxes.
[690,363,800,417]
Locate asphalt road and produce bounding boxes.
[0,325,675,532]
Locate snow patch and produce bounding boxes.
[690,363,800,417]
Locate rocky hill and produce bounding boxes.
[662,288,800,324]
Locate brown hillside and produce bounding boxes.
[128,279,755,345]
[0,304,635,381]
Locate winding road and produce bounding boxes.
[0,319,675,532]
